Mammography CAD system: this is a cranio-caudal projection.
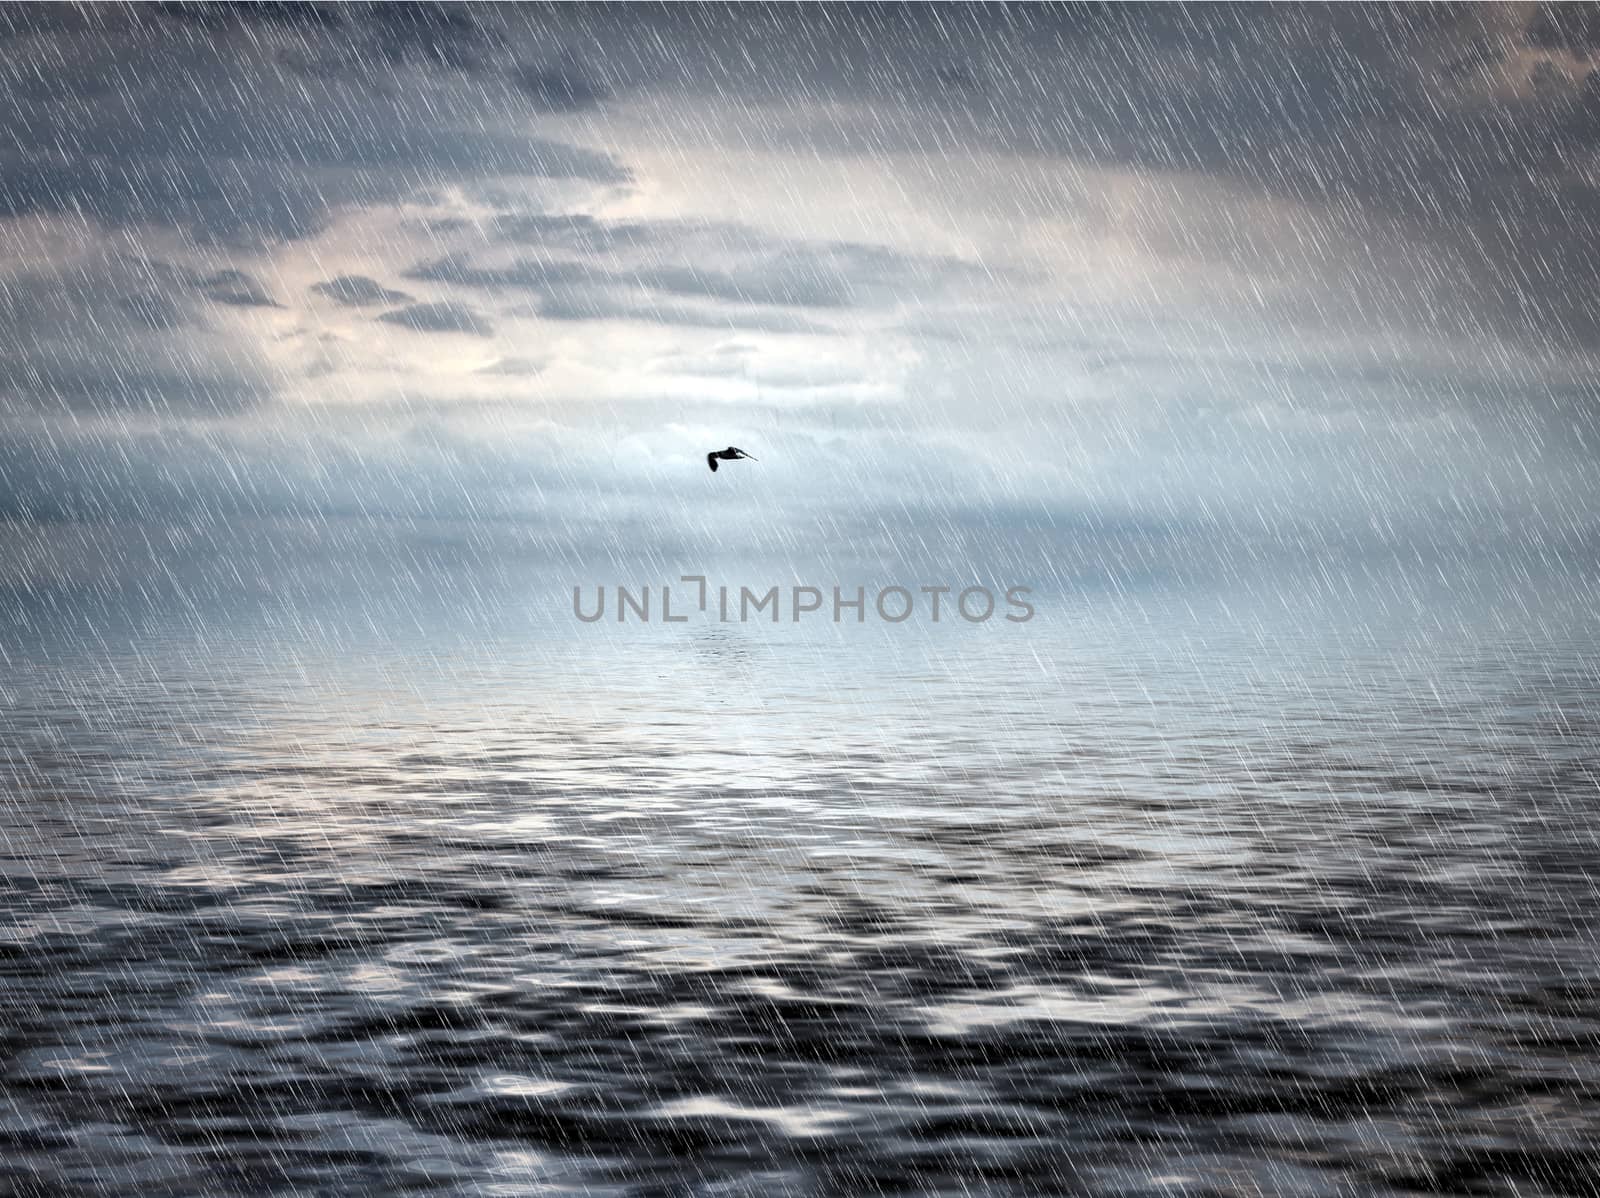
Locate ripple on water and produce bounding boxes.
[3,614,1600,1194]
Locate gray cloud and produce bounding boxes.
[0,6,627,247]
[529,286,838,335]
[9,3,1588,346]
[403,250,844,332]
[201,269,280,308]
[0,255,272,415]
[1527,3,1600,52]
[313,275,414,307]
[2,0,1598,586]
[115,293,186,331]
[488,212,669,251]
[641,242,994,309]
[378,300,493,337]
[476,356,544,377]
[404,220,1000,329]
[511,59,609,112]
[363,1,501,69]
[0,360,262,417]
[0,131,627,246]
[406,253,599,292]
[152,2,344,33]
[400,3,1598,354]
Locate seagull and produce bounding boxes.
[706,446,758,472]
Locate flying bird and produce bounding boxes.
[707,446,758,472]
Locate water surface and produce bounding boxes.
[3,585,1598,1195]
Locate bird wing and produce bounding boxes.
[707,452,719,472]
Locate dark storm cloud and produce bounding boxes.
[645,243,996,309]
[364,0,501,69]
[379,301,493,337]
[407,249,805,330]
[115,293,186,332]
[0,4,626,247]
[446,2,1599,353]
[530,287,837,335]
[487,212,665,252]
[0,361,261,417]
[410,251,864,311]
[0,410,670,533]
[973,9,1597,349]
[313,276,415,307]
[2,0,1598,575]
[151,2,344,32]
[0,418,509,525]
[0,4,93,39]
[405,220,1000,326]
[149,0,505,67]
[200,270,280,308]
[406,254,598,293]
[0,126,626,246]
[634,263,854,310]
[0,255,271,415]
[1527,2,1600,51]
[511,59,610,111]
[7,1,1588,345]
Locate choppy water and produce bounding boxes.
[3,586,1600,1196]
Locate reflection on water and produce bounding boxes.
[3,592,1599,1195]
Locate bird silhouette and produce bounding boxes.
[706,446,758,472]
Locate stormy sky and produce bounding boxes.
[2,2,1599,595]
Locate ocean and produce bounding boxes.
[3,570,1598,1195]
